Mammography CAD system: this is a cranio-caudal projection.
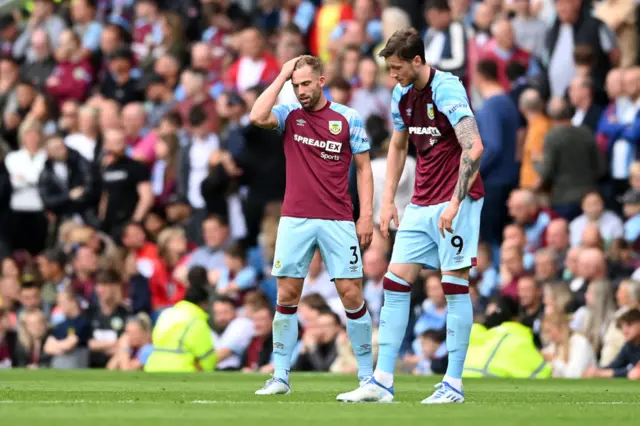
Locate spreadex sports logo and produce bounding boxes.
[293,133,342,161]
[408,127,441,136]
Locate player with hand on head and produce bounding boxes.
[337,28,485,404]
[249,55,375,397]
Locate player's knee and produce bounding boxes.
[335,280,363,310]
[276,279,303,306]
[388,263,420,285]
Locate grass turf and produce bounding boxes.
[0,371,638,426]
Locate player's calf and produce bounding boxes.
[335,278,374,382]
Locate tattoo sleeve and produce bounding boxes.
[452,116,482,202]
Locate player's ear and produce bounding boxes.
[412,55,422,68]
[318,75,326,88]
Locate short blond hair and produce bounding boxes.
[294,55,324,75]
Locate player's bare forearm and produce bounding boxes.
[354,152,374,219]
[382,129,409,204]
[249,74,288,128]
[452,117,483,203]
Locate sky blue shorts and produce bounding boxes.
[391,197,484,271]
[272,217,363,280]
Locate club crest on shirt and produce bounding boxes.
[275,261,281,269]
[427,104,435,120]
[329,121,342,135]
[406,108,412,116]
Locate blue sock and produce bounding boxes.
[441,275,473,389]
[345,302,373,381]
[272,304,299,384]
[373,271,411,387]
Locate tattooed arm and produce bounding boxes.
[452,116,484,203]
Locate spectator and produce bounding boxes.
[480,18,534,91]
[546,218,571,264]
[594,0,638,68]
[583,308,640,378]
[412,329,448,375]
[211,296,255,371]
[64,105,100,162]
[0,14,19,58]
[181,214,230,277]
[14,309,50,368]
[44,288,91,369]
[499,244,527,301]
[5,120,48,255]
[601,279,640,365]
[211,243,258,304]
[470,242,499,303]
[107,313,154,371]
[242,305,274,372]
[511,0,547,59]
[475,59,520,250]
[45,30,93,107]
[20,29,56,89]
[534,249,560,282]
[546,0,618,98]
[421,0,467,81]
[537,98,606,221]
[87,269,129,368]
[71,0,104,60]
[569,191,624,248]
[99,129,153,241]
[622,189,640,249]
[12,0,67,60]
[281,0,317,36]
[100,48,144,105]
[517,275,543,346]
[131,0,161,62]
[142,73,175,129]
[541,312,596,378]
[542,282,573,315]
[294,310,341,372]
[38,134,96,229]
[0,308,17,368]
[568,75,605,133]
[140,11,186,71]
[518,88,552,191]
[149,133,179,206]
[174,68,219,134]
[225,27,279,94]
[413,273,447,339]
[573,279,617,355]
[349,58,391,126]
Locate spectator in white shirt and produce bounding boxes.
[211,296,255,371]
[569,191,624,247]
[5,119,48,255]
[542,312,596,378]
[65,105,100,163]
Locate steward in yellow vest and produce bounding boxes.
[144,284,217,372]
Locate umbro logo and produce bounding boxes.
[406,108,412,116]
[296,119,306,126]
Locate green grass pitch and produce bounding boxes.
[0,371,638,426]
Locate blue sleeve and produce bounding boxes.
[348,109,371,154]
[366,20,383,44]
[391,84,408,131]
[597,109,626,141]
[293,2,316,34]
[330,24,345,40]
[621,112,640,144]
[272,104,300,132]
[235,267,257,290]
[82,22,103,51]
[137,344,154,365]
[476,101,503,175]
[174,85,186,102]
[217,268,231,292]
[432,73,473,127]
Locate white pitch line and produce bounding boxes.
[0,400,638,406]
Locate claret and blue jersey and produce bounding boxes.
[391,67,485,206]
[269,100,370,280]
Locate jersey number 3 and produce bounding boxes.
[349,246,359,265]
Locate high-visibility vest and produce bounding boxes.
[463,322,551,379]
[24,0,64,13]
[144,301,217,373]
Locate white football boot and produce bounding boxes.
[421,382,465,404]
[336,377,394,403]
[255,378,291,395]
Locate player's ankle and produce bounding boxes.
[443,376,462,392]
[373,370,394,388]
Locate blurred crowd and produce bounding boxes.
[0,0,639,379]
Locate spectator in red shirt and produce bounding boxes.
[45,30,93,107]
[224,27,279,94]
[174,68,219,133]
[157,227,191,306]
[121,222,169,313]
